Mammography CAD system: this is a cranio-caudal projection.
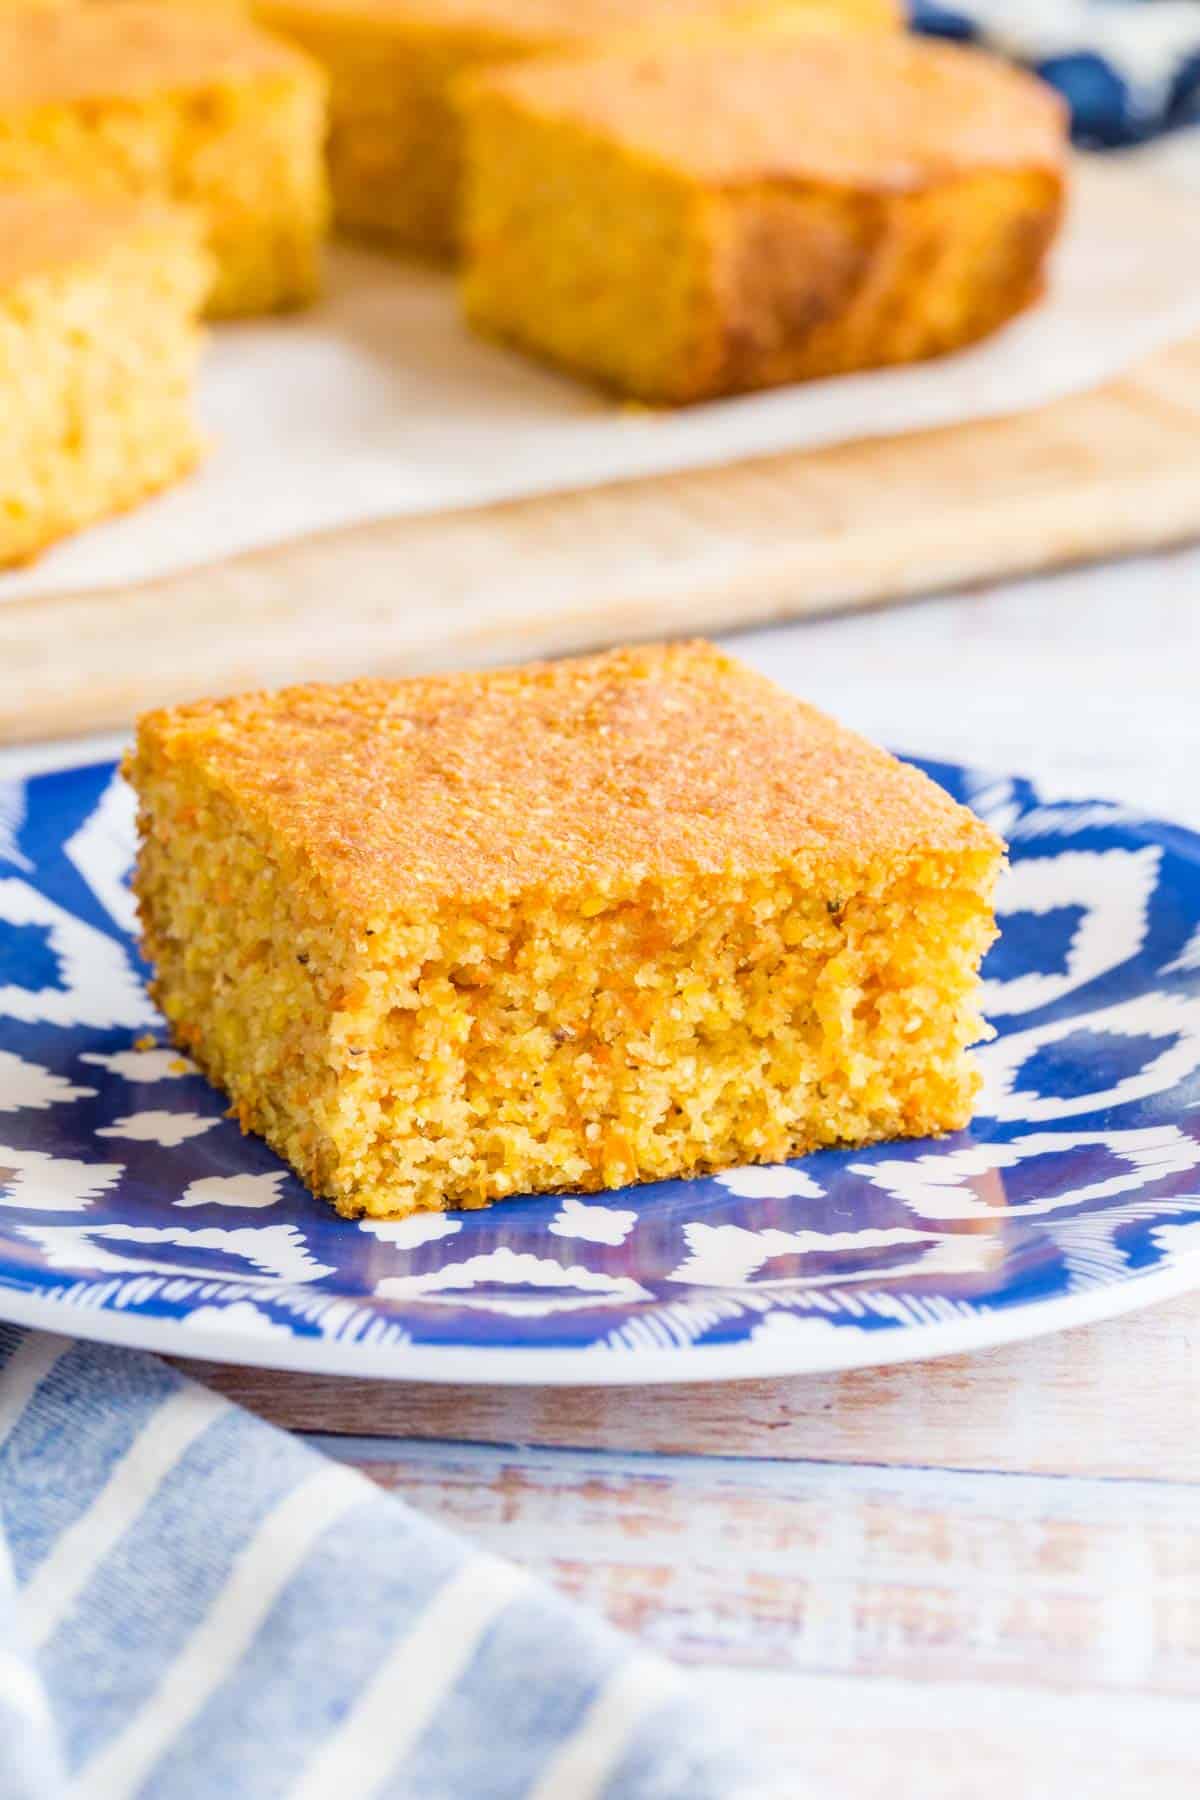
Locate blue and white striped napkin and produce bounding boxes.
[0,1328,781,1800]
[913,0,1200,145]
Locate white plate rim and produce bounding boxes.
[2,1259,1196,1385]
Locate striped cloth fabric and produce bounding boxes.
[0,1328,782,1800]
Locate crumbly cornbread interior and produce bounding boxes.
[128,643,1002,1220]
[460,31,1065,401]
[0,191,209,569]
[0,2,328,316]
[256,0,898,256]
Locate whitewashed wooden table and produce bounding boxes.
[7,545,1200,1798]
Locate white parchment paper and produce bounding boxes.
[6,157,1200,602]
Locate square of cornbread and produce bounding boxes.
[255,0,898,258]
[461,30,1067,402]
[127,643,1003,1221]
[0,190,209,569]
[0,3,328,317]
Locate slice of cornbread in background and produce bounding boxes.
[255,0,899,258]
[127,642,1003,1221]
[0,190,209,569]
[0,2,328,316]
[2,0,251,10]
[461,31,1067,402]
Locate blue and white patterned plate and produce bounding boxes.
[1,755,1199,1384]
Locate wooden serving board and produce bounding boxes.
[4,332,1200,745]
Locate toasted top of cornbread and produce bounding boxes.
[0,2,313,109]
[0,188,197,289]
[135,642,1001,918]
[467,30,1066,189]
[255,0,889,37]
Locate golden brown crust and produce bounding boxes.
[698,168,1063,399]
[259,0,899,41]
[135,641,1001,920]
[468,31,1066,191]
[0,1,313,109]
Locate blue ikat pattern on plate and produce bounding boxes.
[0,756,1199,1380]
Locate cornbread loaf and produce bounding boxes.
[255,0,899,258]
[0,3,328,316]
[0,190,209,569]
[127,642,1002,1221]
[461,31,1068,402]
